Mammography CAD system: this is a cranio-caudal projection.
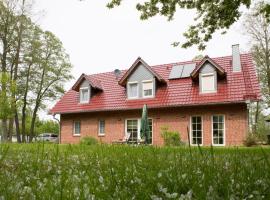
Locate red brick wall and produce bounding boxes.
[60,103,248,146]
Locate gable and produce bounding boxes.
[118,57,165,86]
[72,74,103,92]
[191,56,225,79]
[200,63,216,73]
[80,79,90,88]
[128,64,154,82]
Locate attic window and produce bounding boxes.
[80,87,90,103]
[201,73,216,93]
[142,80,153,98]
[127,82,138,99]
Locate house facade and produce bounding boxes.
[50,45,261,146]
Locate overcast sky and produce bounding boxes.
[35,0,250,119]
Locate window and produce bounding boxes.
[74,121,81,136]
[98,120,105,135]
[201,73,216,93]
[142,80,154,97]
[128,82,138,99]
[191,116,202,145]
[80,87,90,103]
[126,119,138,142]
[212,115,225,145]
[125,118,153,143]
[148,119,153,144]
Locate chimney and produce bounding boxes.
[114,69,121,80]
[232,44,241,72]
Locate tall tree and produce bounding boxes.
[28,31,72,141]
[243,2,270,132]
[107,0,270,50]
[0,0,73,142]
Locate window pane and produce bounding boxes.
[144,89,152,96]
[191,116,202,145]
[143,81,153,97]
[213,116,218,123]
[129,83,138,98]
[99,120,105,134]
[126,120,138,142]
[80,88,89,103]
[212,115,224,145]
[148,119,153,143]
[213,130,218,137]
[74,122,81,134]
[213,138,218,144]
[201,74,215,92]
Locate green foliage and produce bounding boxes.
[243,133,258,147]
[161,126,182,146]
[80,136,98,145]
[0,144,270,199]
[243,2,270,106]
[107,0,270,50]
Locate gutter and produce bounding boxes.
[50,100,250,115]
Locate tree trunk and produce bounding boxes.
[253,101,260,134]
[7,118,14,141]
[14,110,21,143]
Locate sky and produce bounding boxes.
[35,0,251,119]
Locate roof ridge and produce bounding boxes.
[84,53,251,78]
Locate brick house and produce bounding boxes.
[50,45,260,146]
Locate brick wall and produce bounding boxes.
[60,103,248,146]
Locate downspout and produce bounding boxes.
[245,100,251,133]
[53,114,61,144]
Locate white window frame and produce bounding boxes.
[125,118,153,144]
[98,120,105,136]
[200,73,216,94]
[80,87,90,103]
[190,116,203,146]
[142,80,154,98]
[73,121,81,136]
[127,81,139,99]
[211,115,226,146]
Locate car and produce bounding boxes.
[36,133,59,143]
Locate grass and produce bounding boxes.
[0,144,270,199]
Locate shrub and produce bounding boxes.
[161,126,182,146]
[243,133,257,147]
[80,136,98,145]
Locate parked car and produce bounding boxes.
[36,133,58,143]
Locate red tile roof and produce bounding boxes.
[50,53,261,114]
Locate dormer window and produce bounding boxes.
[200,73,216,93]
[127,82,138,99]
[80,87,90,103]
[142,80,154,98]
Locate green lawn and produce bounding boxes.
[0,144,269,199]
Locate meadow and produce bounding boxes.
[0,144,269,199]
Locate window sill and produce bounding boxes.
[98,134,105,137]
[73,134,81,137]
[126,96,155,100]
[79,102,89,104]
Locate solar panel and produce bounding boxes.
[181,63,196,78]
[169,65,184,79]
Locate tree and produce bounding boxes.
[107,0,270,50]
[0,0,73,142]
[243,2,270,135]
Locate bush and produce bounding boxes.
[161,126,182,146]
[80,136,98,145]
[243,133,257,147]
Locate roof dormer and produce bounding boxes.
[191,56,226,94]
[72,74,103,104]
[118,57,166,86]
[119,57,166,99]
